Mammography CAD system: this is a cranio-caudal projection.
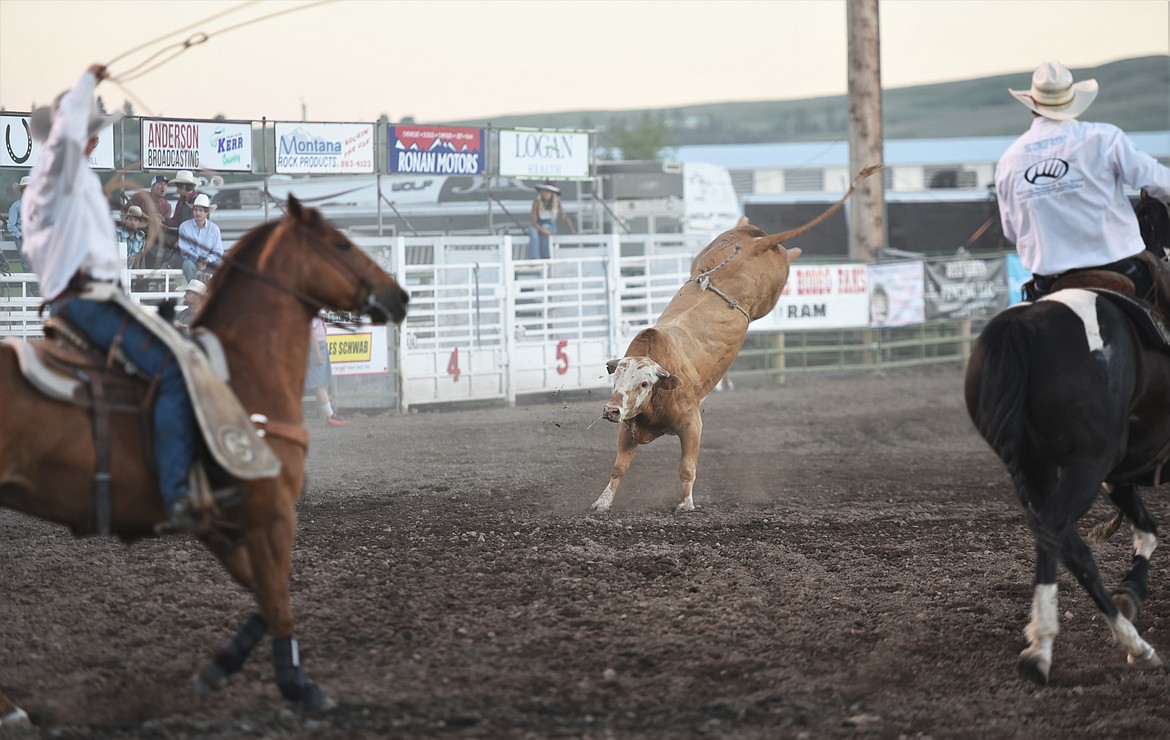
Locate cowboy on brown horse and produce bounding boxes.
[23,63,245,532]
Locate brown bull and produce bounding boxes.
[592,166,879,513]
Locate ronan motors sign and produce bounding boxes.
[141,118,253,172]
[497,129,591,179]
[275,122,374,174]
[387,125,485,175]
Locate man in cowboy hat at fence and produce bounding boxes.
[178,192,223,282]
[117,204,149,268]
[995,61,1170,302]
[126,173,172,266]
[6,176,33,273]
[22,63,203,531]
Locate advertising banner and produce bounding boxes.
[1005,253,1031,306]
[388,125,485,175]
[1,113,115,169]
[326,324,389,375]
[275,122,374,174]
[497,129,590,179]
[924,257,1010,319]
[753,263,870,331]
[141,118,252,172]
[869,261,926,327]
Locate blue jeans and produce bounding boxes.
[50,297,196,505]
[526,219,556,259]
[182,257,215,283]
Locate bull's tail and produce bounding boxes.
[967,309,1055,545]
[757,164,882,247]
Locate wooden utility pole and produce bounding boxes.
[846,0,886,261]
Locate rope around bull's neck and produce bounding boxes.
[689,245,751,321]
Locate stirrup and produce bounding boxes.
[193,463,246,509]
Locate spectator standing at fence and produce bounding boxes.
[127,174,171,266]
[178,193,223,282]
[995,61,1170,300]
[175,278,206,335]
[306,313,349,427]
[117,205,149,268]
[165,170,200,228]
[7,176,32,273]
[526,181,576,259]
[23,62,200,531]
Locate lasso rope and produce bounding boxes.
[104,0,339,106]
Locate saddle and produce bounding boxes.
[1036,252,1170,351]
[2,289,282,535]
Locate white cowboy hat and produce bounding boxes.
[1009,61,1098,120]
[171,170,199,187]
[535,181,561,194]
[191,193,214,211]
[184,279,208,296]
[28,91,121,142]
[124,205,147,221]
[12,176,30,193]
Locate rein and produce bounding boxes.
[215,222,378,317]
[688,245,752,321]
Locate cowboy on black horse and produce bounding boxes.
[994,61,1170,310]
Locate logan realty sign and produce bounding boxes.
[497,129,590,179]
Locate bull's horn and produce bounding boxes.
[756,164,882,249]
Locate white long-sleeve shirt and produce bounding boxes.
[22,70,120,301]
[995,117,1170,276]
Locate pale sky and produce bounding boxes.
[0,0,1167,123]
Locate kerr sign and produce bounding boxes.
[1,114,115,169]
[141,118,253,172]
[497,129,591,179]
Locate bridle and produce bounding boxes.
[214,219,393,322]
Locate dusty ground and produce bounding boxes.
[3,365,1170,739]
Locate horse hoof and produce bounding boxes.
[1127,648,1163,669]
[0,708,30,727]
[1017,653,1050,685]
[1112,589,1142,623]
[298,684,337,713]
[194,663,228,701]
[590,502,611,513]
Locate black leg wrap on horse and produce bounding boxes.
[1122,556,1151,603]
[273,636,310,702]
[196,614,268,698]
[215,614,268,676]
[272,636,332,710]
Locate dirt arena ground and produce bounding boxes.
[3,365,1170,739]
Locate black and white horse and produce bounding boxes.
[965,204,1170,684]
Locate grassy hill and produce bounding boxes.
[441,56,1169,145]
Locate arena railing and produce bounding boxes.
[2,235,999,412]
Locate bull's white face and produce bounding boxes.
[603,357,680,423]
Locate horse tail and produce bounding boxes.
[969,310,1042,516]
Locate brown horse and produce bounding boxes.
[0,196,409,723]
